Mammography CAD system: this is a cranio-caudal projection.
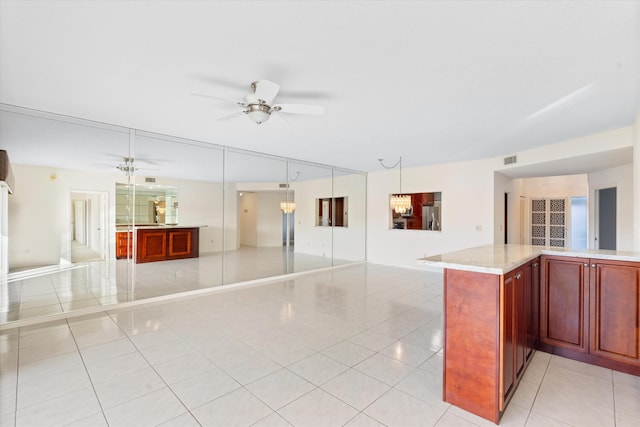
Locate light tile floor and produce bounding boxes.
[1,263,639,426]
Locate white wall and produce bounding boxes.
[238,192,258,246]
[256,192,284,247]
[367,158,495,269]
[588,163,634,251]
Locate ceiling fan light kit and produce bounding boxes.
[245,102,272,124]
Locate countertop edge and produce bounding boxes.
[417,245,640,275]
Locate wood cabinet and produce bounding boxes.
[115,227,199,263]
[116,231,132,259]
[443,258,539,424]
[434,247,639,424]
[540,255,640,374]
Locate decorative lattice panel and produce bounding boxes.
[550,199,565,212]
[531,198,566,248]
[550,213,565,226]
[532,199,546,212]
[532,212,546,225]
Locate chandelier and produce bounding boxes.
[390,194,412,214]
[280,201,296,214]
[378,156,412,214]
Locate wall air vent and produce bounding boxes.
[145,177,156,183]
[503,155,517,165]
[279,183,289,188]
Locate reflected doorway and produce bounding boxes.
[282,212,295,246]
[70,190,108,262]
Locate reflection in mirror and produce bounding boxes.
[0,105,367,327]
[316,197,348,227]
[390,192,442,230]
[115,183,178,225]
[332,168,367,264]
[288,160,334,264]
[226,148,291,282]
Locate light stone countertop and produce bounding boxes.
[417,244,640,275]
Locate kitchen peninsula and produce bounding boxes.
[116,226,199,263]
[419,244,640,424]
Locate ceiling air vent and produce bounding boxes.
[503,155,517,165]
[145,177,156,183]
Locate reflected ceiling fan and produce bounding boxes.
[198,80,325,124]
[115,157,159,176]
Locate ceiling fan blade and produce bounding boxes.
[277,89,331,100]
[252,80,280,104]
[191,92,247,107]
[274,104,324,115]
[216,111,245,122]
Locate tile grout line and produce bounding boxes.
[65,317,110,426]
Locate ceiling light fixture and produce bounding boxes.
[379,156,412,214]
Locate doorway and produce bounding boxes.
[70,190,108,262]
[595,187,617,250]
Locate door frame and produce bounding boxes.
[69,190,109,261]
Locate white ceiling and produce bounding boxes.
[1,0,639,173]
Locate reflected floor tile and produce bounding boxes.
[103,387,187,427]
[191,387,273,426]
[322,341,375,367]
[15,386,102,427]
[93,366,165,409]
[169,366,241,410]
[246,369,316,410]
[354,353,412,386]
[364,388,446,426]
[287,352,349,386]
[278,388,358,426]
[321,368,390,411]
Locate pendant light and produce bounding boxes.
[378,156,412,214]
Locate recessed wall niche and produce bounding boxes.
[390,192,442,230]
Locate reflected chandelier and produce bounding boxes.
[280,201,296,214]
[378,156,412,214]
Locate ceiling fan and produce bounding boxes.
[201,80,325,124]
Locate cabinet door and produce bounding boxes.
[167,229,197,259]
[137,230,167,263]
[526,259,540,361]
[590,261,640,365]
[540,256,589,353]
[515,266,527,376]
[502,273,516,401]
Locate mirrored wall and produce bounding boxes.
[0,104,367,325]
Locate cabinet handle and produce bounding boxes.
[591,264,596,268]
[583,263,589,267]
[515,273,522,280]
[532,263,538,267]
